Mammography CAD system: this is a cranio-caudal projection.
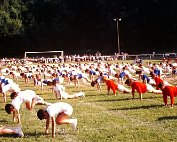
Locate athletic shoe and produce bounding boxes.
[15,126,24,137]
[71,119,77,130]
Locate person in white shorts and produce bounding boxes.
[5,90,50,124]
[0,125,24,137]
[52,80,85,100]
[37,102,77,138]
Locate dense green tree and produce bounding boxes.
[0,0,25,37]
[0,0,177,57]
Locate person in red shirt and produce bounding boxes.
[125,78,162,100]
[158,82,177,108]
[125,78,146,100]
[102,76,131,96]
[150,72,171,90]
[150,72,163,90]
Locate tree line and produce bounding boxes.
[0,0,177,57]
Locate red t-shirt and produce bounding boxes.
[131,81,147,93]
[106,80,118,94]
[154,76,163,90]
[162,86,177,97]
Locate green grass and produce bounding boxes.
[1,60,177,142]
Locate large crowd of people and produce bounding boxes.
[0,56,177,138]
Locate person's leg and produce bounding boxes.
[170,96,174,108]
[117,84,131,93]
[81,78,87,84]
[97,83,101,91]
[55,112,77,129]
[132,91,135,99]
[25,100,35,110]
[74,79,78,87]
[33,78,37,86]
[34,96,52,106]
[139,93,143,100]
[39,80,44,90]
[163,95,168,106]
[26,97,50,109]
[73,92,85,98]
[146,84,162,94]
[24,76,28,83]
[0,127,14,134]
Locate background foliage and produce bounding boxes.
[0,0,177,57]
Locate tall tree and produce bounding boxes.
[0,0,24,38]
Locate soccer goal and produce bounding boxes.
[24,51,64,59]
[24,51,64,63]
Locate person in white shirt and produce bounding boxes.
[0,77,21,103]
[52,80,85,100]
[37,102,77,138]
[5,90,50,124]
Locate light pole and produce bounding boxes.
[114,18,121,55]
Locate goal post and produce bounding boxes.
[24,51,64,59]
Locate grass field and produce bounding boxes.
[1,60,177,142]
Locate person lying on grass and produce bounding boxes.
[51,79,85,100]
[102,76,132,96]
[37,102,77,138]
[125,78,162,100]
[5,89,50,124]
[0,125,24,137]
[158,82,177,108]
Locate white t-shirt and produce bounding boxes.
[46,102,73,117]
[53,84,68,99]
[11,90,37,111]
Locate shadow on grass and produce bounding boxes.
[143,96,162,99]
[109,104,164,111]
[96,98,131,102]
[25,132,44,137]
[94,96,162,102]
[0,119,8,123]
[0,133,22,138]
[158,116,177,121]
[0,108,5,111]
[86,94,103,97]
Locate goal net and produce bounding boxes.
[24,51,64,63]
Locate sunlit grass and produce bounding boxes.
[1,60,177,142]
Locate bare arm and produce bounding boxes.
[107,86,110,95]
[16,110,21,124]
[13,110,16,122]
[97,83,101,91]
[51,116,56,138]
[45,117,50,135]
